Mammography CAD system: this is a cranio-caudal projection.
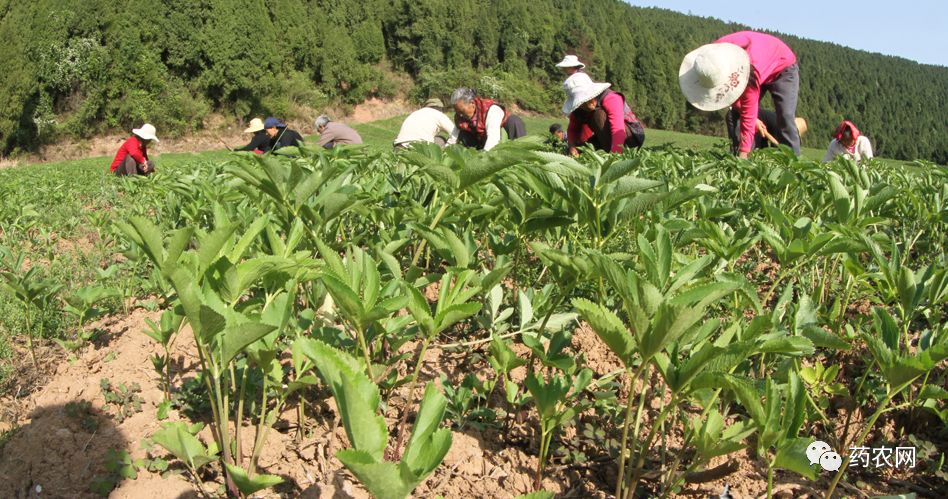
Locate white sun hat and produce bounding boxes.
[555,54,586,69]
[678,42,751,111]
[562,75,612,115]
[132,123,160,142]
[244,117,264,133]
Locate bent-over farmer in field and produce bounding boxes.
[236,117,270,153]
[264,117,304,151]
[393,98,458,149]
[562,75,645,155]
[109,123,158,176]
[450,88,526,151]
[680,31,801,158]
[556,54,586,78]
[823,120,873,162]
[313,115,363,149]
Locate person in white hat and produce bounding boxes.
[563,77,645,156]
[109,123,158,176]
[679,31,800,158]
[235,117,270,153]
[393,98,459,148]
[555,54,586,77]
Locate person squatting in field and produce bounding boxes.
[393,98,458,149]
[236,117,271,154]
[680,31,802,158]
[726,108,808,155]
[450,88,526,151]
[824,120,873,162]
[109,123,158,176]
[314,115,363,149]
[562,74,646,156]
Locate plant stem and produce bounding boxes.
[250,372,269,475]
[392,336,433,458]
[616,362,648,498]
[235,366,249,465]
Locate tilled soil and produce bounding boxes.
[0,306,938,498]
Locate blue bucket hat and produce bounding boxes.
[263,117,286,129]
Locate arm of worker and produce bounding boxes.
[483,105,504,151]
[601,92,628,153]
[566,114,581,156]
[733,82,761,158]
[438,112,459,145]
[236,133,267,152]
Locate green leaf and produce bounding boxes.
[223,462,283,495]
[572,298,634,365]
[403,383,453,477]
[801,325,851,350]
[336,450,416,499]
[150,422,217,471]
[220,322,276,366]
[774,437,818,480]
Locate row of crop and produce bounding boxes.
[1,141,945,497]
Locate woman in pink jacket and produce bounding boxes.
[679,31,801,158]
[563,75,645,156]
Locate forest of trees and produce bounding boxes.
[0,0,945,162]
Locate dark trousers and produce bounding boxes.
[114,156,155,176]
[761,63,801,155]
[457,114,527,149]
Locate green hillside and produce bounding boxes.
[0,0,945,162]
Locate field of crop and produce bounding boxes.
[0,124,945,499]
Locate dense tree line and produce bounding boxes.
[0,0,944,162]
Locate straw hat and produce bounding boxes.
[562,75,611,115]
[678,42,750,111]
[556,54,586,69]
[424,98,444,109]
[132,123,159,142]
[795,117,808,136]
[244,118,264,133]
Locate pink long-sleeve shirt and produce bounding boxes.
[567,91,627,153]
[717,31,796,153]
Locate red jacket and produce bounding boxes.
[455,97,509,143]
[110,135,149,172]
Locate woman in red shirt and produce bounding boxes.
[110,124,158,176]
[679,31,801,158]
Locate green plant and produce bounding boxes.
[100,378,144,423]
[302,339,452,499]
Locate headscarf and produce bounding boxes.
[833,120,861,154]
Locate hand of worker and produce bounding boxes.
[569,147,579,157]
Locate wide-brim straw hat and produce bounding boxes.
[679,42,750,111]
[562,74,611,115]
[556,54,586,69]
[244,118,264,133]
[795,117,808,136]
[132,123,159,142]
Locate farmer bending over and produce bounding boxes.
[314,115,363,149]
[680,31,801,158]
[264,117,304,151]
[236,117,270,153]
[110,123,158,176]
[450,88,526,151]
[823,120,873,162]
[393,98,458,148]
[563,75,645,156]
